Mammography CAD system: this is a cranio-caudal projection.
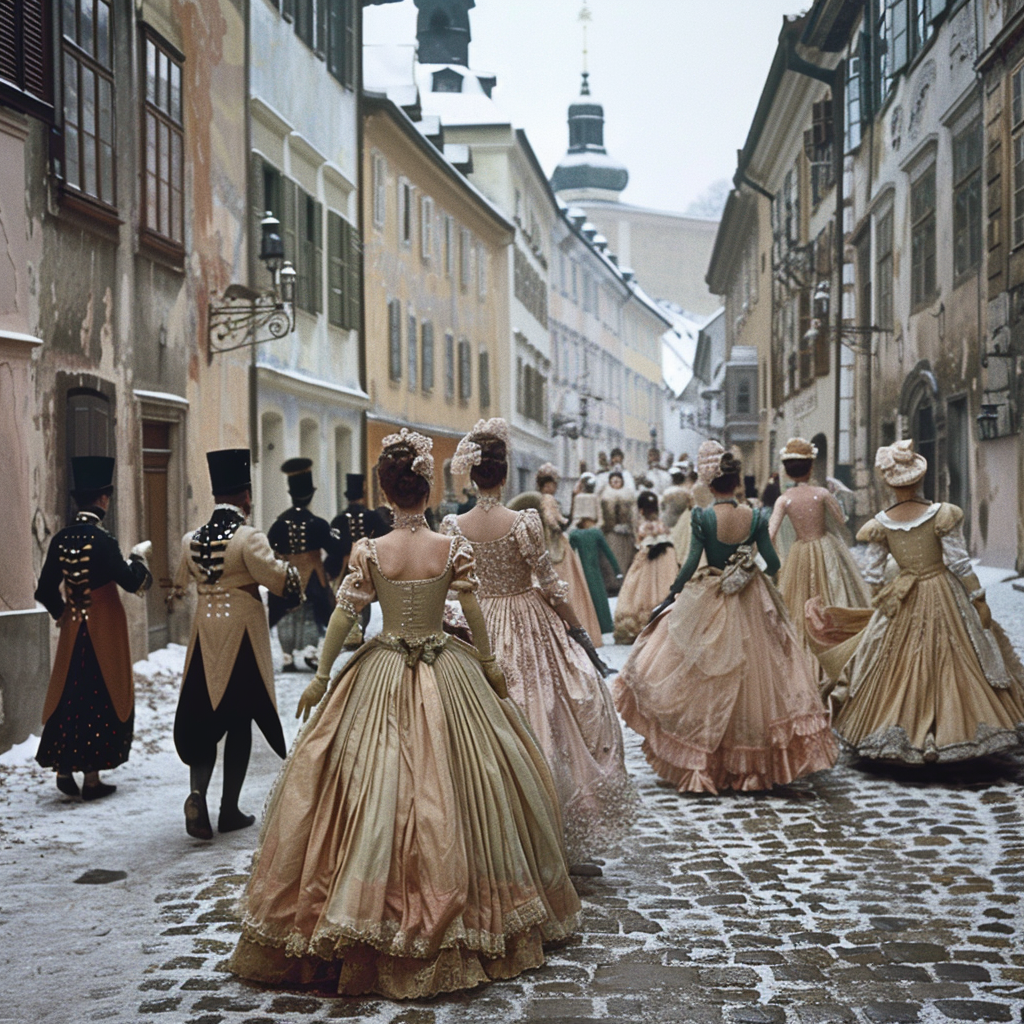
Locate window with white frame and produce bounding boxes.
[459,228,472,290]
[372,152,386,228]
[398,178,412,246]
[420,195,433,260]
[477,246,487,299]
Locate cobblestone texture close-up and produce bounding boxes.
[1,566,1023,1024]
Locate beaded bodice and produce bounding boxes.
[465,529,535,597]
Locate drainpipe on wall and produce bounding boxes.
[357,0,369,478]
[245,0,257,466]
[785,36,846,481]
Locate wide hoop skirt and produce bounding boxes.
[614,568,837,793]
[230,638,581,999]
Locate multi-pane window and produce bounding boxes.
[845,45,861,154]
[407,312,418,390]
[876,208,894,329]
[327,210,360,329]
[910,165,937,310]
[953,117,982,279]
[61,0,116,206]
[388,299,402,381]
[1013,66,1024,249]
[422,322,434,392]
[458,339,472,401]
[142,32,184,246]
[444,333,455,400]
[372,152,387,228]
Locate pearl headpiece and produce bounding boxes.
[696,440,726,485]
[380,428,434,485]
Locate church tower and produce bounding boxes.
[415,0,475,66]
[550,10,628,202]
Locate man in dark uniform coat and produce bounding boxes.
[267,458,346,672]
[169,449,301,840]
[326,473,391,641]
[35,456,152,800]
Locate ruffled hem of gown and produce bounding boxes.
[615,679,836,793]
[230,916,576,999]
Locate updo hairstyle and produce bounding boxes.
[782,458,814,480]
[710,451,742,493]
[470,437,507,491]
[378,446,430,509]
[637,490,659,516]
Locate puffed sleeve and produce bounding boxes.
[335,538,377,614]
[935,503,972,578]
[449,535,480,593]
[514,510,569,605]
[438,513,457,537]
[855,518,889,586]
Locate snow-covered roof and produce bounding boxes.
[416,63,510,127]
[363,44,419,108]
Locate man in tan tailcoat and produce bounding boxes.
[169,448,301,840]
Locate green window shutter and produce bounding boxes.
[388,299,402,380]
[313,199,323,314]
[479,350,490,408]
[345,0,356,89]
[344,220,361,329]
[283,177,298,293]
[422,322,434,391]
[328,210,343,327]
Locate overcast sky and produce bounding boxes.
[365,0,807,215]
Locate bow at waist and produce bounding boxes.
[873,563,945,617]
[374,631,450,666]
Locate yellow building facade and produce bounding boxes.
[362,95,513,508]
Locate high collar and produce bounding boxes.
[75,508,105,523]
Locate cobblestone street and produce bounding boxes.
[2,568,1023,1024]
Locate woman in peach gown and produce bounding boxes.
[613,491,677,645]
[768,437,869,656]
[443,419,636,867]
[811,440,1024,764]
[230,430,580,999]
[614,442,836,794]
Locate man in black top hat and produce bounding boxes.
[35,456,152,800]
[169,448,301,840]
[267,458,346,672]
[327,473,391,642]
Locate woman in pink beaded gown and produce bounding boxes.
[443,419,637,868]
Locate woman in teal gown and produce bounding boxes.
[568,492,620,635]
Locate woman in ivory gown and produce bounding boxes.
[809,440,1024,764]
[229,430,580,999]
[442,419,637,867]
[614,442,837,794]
[536,463,604,647]
[768,437,869,656]
[613,491,677,645]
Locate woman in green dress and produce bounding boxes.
[613,441,836,794]
[568,492,621,636]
